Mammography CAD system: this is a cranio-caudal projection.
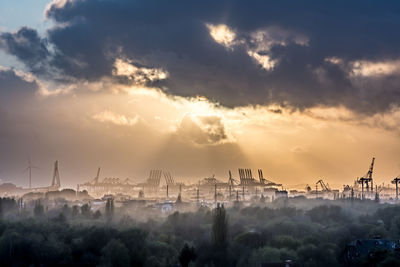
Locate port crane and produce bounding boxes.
[316,179,331,192]
[391,175,400,200]
[357,157,375,197]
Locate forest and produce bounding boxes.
[0,196,399,266]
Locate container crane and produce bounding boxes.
[316,179,331,192]
[357,157,375,197]
[391,175,400,200]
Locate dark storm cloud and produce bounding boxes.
[0,27,49,74]
[3,0,400,113]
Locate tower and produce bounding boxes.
[51,160,61,188]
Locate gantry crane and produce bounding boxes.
[391,175,400,200]
[316,179,331,192]
[357,157,375,198]
[228,170,239,186]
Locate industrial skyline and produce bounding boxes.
[3,156,400,203]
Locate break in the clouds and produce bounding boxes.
[1,0,400,114]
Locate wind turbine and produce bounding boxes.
[23,157,39,189]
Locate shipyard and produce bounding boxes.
[1,157,399,208]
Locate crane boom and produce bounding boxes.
[95,167,100,184]
[316,179,330,192]
[366,157,375,180]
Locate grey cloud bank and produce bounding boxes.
[2,0,400,114]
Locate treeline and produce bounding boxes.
[0,197,399,266]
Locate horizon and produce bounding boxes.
[0,157,390,191]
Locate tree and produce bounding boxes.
[179,243,196,267]
[81,204,91,218]
[51,212,66,223]
[375,191,380,203]
[93,210,102,220]
[105,198,114,222]
[212,203,228,248]
[138,190,144,198]
[34,200,44,217]
[100,239,130,267]
[61,204,71,218]
[72,205,79,218]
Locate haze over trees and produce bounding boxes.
[0,197,399,266]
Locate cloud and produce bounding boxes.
[290,146,309,153]
[351,59,400,77]
[206,24,237,48]
[112,58,168,85]
[176,114,231,145]
[92,110,139,126]
[0,27,49,74]
[2,0,400,114]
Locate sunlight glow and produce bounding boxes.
[351,59,400,77]
[92,110,139,126]
[113,59,168,84]
[206,23,236,47]
[247,51,276,70]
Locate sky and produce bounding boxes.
[1,0,400,189]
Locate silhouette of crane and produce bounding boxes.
[93,167,101,185]
[227,170,239,186]
[357,158,375,198]
[316,179,331,192]
[392,175,400,200]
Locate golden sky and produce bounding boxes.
[1,75,399,189]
